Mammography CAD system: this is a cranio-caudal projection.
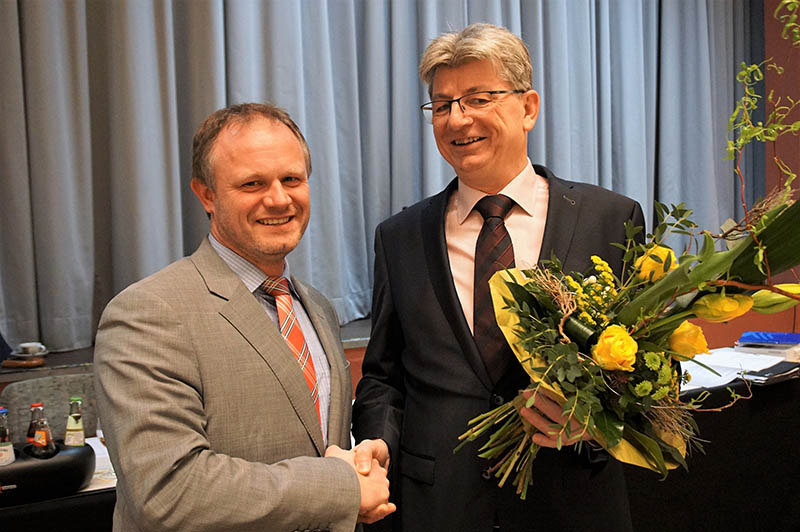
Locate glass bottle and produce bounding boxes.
[64,396,85,447]
[29,403,57,459]
[0,406,14,465]
[26,402,44,443]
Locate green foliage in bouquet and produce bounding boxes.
[457,195,800,499]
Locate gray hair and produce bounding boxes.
[419,23,533,95]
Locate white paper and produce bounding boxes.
[680,347,783,392]
[81,436,117,491]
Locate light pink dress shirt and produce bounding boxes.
[444,160,550,333]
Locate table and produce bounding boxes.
[1,487,116,532]
[626,377,800,531]
[0,348,94,387]
[1,438,116,532]
[2,379,797,531]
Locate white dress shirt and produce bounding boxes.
[444,159,550,333]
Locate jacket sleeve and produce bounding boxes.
[352,223,406,460]
[94,285,361,532]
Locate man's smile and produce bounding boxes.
[257,217,291,226]
[452,136,485,145]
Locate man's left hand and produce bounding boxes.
[519,389,593,448]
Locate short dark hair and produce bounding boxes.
[191,102,311,189]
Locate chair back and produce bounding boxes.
[0,374,96,444]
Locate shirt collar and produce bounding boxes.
[454,158,542,224]
[207,234,295,295]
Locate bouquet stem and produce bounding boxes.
[456,392,542,499]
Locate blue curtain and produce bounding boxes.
[0,0,761,350]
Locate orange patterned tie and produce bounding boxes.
[262,277,320,423]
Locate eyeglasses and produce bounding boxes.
[420,89,526,123]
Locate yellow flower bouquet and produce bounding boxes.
[456,6,800,498]
[456,191,800,499]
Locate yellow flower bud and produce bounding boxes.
[751,284,800,314]
[634,245,677,282]
[692,293,753,323]
[592,324,637,372]
[669,320,709,358]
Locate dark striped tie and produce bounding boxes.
[473,194,516,384]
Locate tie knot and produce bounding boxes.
[262,276,291,297]
[475,194,515,221]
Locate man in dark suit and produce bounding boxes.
[94,103,394,531]
[352,24,644,531]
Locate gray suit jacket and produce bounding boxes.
[95,238,360,532]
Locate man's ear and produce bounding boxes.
[522,90,540,132]
[190,177,215,216]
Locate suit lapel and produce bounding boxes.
[292,278,350,448]
[536,165,582,267]
[423,168,584,391]
[191,240,325,454]
[421,179,494,390]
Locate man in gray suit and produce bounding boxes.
[95,103,394,532]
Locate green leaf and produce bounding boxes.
[560,381,577,393]
[503,278,541,316]
[729,200,800,283]
[697,232,716,261]
[566,365,583,382]
[624,425,669,479]
[593,410,624,448]
[660,439,688,471]
[644,426,689,471]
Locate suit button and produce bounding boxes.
[491,394,504,406]
[482,468,492,480]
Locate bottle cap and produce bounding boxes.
[30,402,43,408]
[69,396,82,402]
[0,407,7,414]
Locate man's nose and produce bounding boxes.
[446,101,472,127]
[263,181,291,206]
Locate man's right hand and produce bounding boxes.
[325,445,396,523]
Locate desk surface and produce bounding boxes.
[626,377,800,531]
[1,438,116,532]
[0,347,94,384]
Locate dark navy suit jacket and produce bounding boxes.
[353,165,645,532]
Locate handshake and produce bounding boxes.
[325,439,396,524]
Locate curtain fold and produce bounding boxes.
[0,0,38,345]
[0,0,758,350]
[18,1,94,349]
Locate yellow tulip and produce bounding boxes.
[634,245,677,282]
[669,320,709,358]
[692,293,753,323]
[751,284,800,314]
[592,325,637,372]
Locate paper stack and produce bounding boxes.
[740,360,800,385]
[734,331,800,361]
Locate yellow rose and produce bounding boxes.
[634,245,677,282]
[592,324,637,372]
[669,320,709,358]
[692,293,753,323]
